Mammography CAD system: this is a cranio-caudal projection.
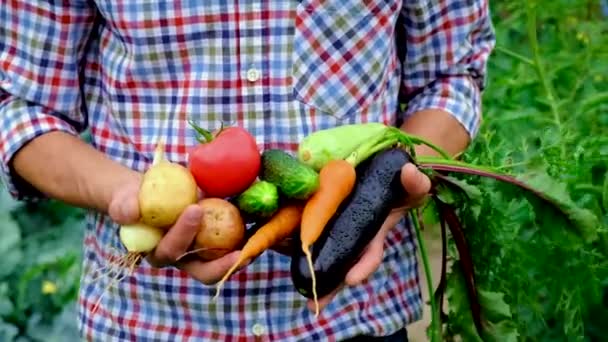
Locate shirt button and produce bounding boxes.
[251,323,266,336]
[246,68,260,82]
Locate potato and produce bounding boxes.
[194,198,245,260]
[139,160,199,228]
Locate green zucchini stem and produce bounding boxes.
[388,127,452,160]
[411,208,442,342]
[344,127,453,167]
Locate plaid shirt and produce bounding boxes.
[1,0,495,341]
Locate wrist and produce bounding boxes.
[100,167,143,215]
[400,108,471,158]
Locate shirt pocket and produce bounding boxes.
[291,0,401,119]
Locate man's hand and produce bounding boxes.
[304,108,470,312]
[108,177,247,285]
[307,162,431,312]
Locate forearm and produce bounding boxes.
[400,108,471,158]
[11,131,141,213]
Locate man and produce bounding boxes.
[0,0,495,341]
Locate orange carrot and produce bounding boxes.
[213,203,303,300]
[300,159,357,316]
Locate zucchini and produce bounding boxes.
[290,147,411,298]
[296,123,389,171]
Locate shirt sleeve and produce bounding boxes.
[0,1,97,200]
[398,0,496,138]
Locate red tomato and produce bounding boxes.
[188,125,260,198]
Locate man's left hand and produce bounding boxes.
[307,162,431,312]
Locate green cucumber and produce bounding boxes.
[260,149,319,200]
[236,181,280,217]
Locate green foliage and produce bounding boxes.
[0,188,85,341]
[440,171,607,340]
[437,0,608,340]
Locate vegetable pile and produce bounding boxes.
[98,119,605,341]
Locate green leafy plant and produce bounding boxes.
[415,0,608,340]
[0,185,85,342]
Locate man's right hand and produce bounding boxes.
[107,177,247,285]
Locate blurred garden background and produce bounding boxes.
[1,0,607,341]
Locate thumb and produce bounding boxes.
[108,182,141,224]
[400,163,431,199]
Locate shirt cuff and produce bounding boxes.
[0,98,80,200]
[402,75,483,139]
